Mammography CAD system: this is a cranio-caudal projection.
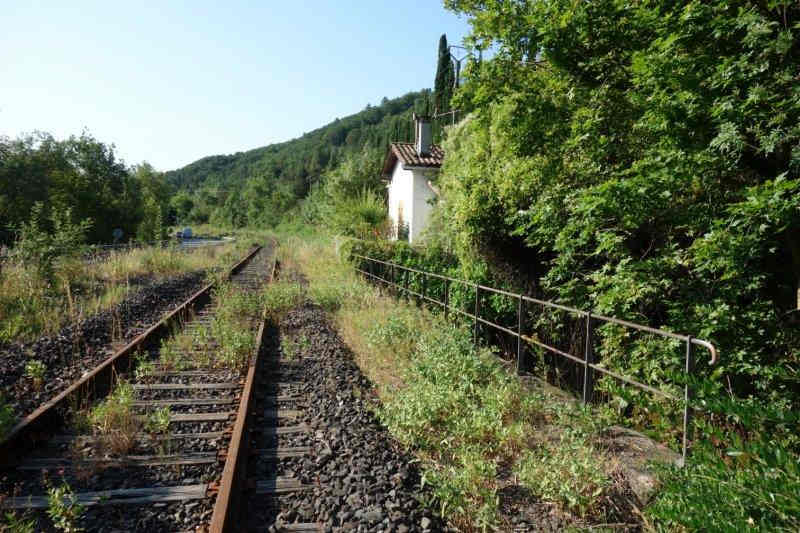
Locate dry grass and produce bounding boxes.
[0,239,253,343]
[278,235,415,393]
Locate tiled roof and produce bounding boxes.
[382,142,444,176]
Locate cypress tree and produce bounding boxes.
[434,34,454,114]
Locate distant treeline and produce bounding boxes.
[0,132,171,246]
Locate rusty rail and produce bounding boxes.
[0,246,261,465]
[209,245,278,533]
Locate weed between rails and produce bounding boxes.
[73,254,302,466]
[86,382,140,457]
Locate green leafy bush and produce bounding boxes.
[377,320,610,527]
[261,281,304,321]
[46,481,84,532]
[10,202,91,279]
[648,440,800,532]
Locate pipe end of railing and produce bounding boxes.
[692,339,718,365]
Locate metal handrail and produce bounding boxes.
[352,253,718,464]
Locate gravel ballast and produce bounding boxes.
[246,299,447,533]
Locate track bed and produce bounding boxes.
[1,245,275,532]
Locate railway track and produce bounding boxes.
[0,243,277,532]
[208,281,321,533]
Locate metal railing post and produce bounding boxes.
[682,337,694,465]
[444,279,449,320]
[474,285,480,348]
[404,270,409,299]
[516,294,524,375]
[582,312,594,404]
[421,274,427,306]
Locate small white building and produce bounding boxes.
[382,114,444,243]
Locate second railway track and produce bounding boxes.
[0,243,276,532]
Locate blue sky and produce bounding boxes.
[1,1,471,170]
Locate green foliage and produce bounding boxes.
[88,382,139,456]
[326,188,389,240]
[434,34,455,115]
[164,90,437,228]
[145,406,171,435]
[46,481,84,533]
[301,148,391,239]
[281,333,310,361]
[10,202,92,279]
[0,394,15,440]
[0,133,176,247]
[648,440,800,532]
[433,1,800,529]
[0,132,144,245]
[375,317,609,527]
[439,0,800,407]
[2,511,36,533]
[514,426,608,517]
[260,280,304,321]
[23,359,46,390]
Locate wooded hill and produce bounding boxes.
[165,89,439,227]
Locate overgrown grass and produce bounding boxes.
[280,235,618,530]
[0,240,247,343]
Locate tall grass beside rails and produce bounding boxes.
[0,241,249,343]
[279,235,621,530]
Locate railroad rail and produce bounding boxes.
[207,259,321,532]
[0,243,277,531]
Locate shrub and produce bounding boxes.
[378,322,608,527]
[47,481,84,532]
[648,440,800,531]
[261,281,304,321]
[1,511,36,533]
[11,202,92,280]
[23,359,46,390]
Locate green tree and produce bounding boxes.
[434,34,455,114]
[440,0,800,405]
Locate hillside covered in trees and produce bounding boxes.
[164,89,445,228]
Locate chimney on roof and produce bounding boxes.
[414,113,432,157]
